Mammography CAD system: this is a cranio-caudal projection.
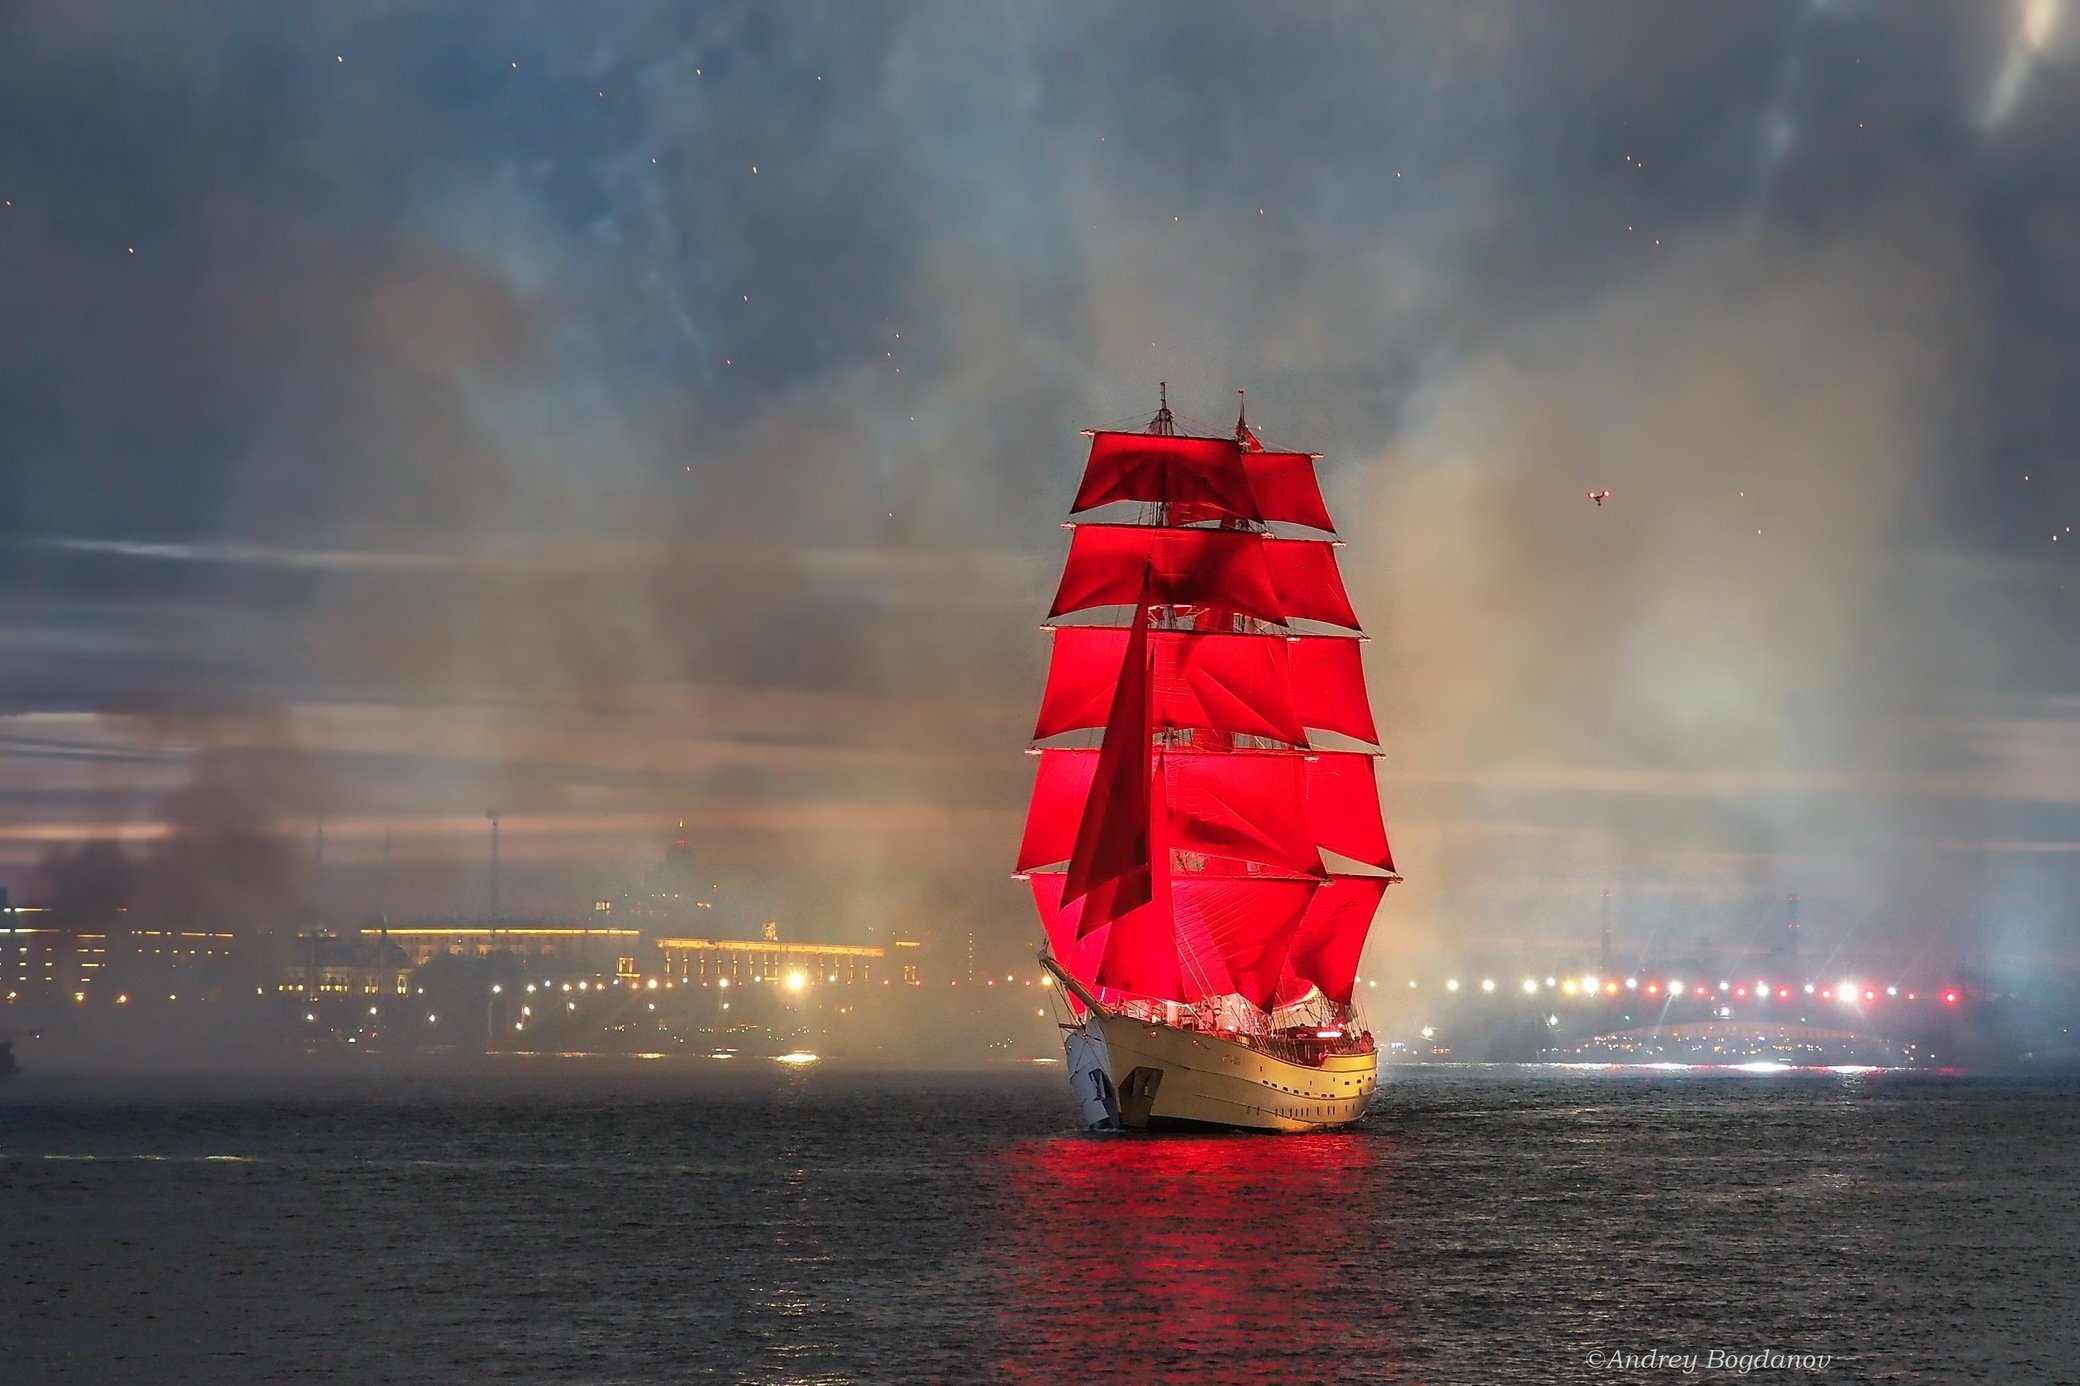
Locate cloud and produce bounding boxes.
[1348,216,2025,958]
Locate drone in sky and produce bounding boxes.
[1587,489,1612,507]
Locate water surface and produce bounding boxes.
[3,1063,2074,1382]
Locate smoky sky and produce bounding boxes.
[1,1,2077,976]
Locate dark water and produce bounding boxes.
[3,1063,2077,1384]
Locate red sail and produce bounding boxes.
[1050,525,1281,623]
[1277,875,1392,1007]
[1173,875,1321,1011]
[1028,872,1110,996]
[1166,751,1324,877]
[1031,871,1318,1011]
[1015,749,1095,873]
[1243,452,1335,533]
[1307,751,1395,871]
[1050,526,1359,629]
[1022,748,1325,876]
[1060,588,1154,925]
[1034,628,1307,744]
[1038,629,1377,746]
[1074,433,1259,521]
[1289,635,1378,743]
[1029,874,1187,1005]
[1262,537,1360,629]
[1074,432,1337,532]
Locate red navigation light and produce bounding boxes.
[1735,987,1748,998]
[1821,988,1833,1000]
[1943,990,1959,1006]
[1694,985,1708,997]
[1864,989,1876,1002]
[1645,982,1660,996]
[1906,991,1918,1001]
[1777,987,1790,1000]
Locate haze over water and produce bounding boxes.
[5,1064,2075,1384]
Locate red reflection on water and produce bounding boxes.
[989,1130,1401,1380]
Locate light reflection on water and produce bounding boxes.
[991,1129,1403,1380]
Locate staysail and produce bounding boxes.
[1020,392,1397,1014]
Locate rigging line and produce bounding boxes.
[1161,410,1239,439]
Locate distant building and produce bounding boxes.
[362,923,642,973]
[3,897,234,1003]
[590,824,717,931]
[278,930,412,1000]
[127,928,237,971]
[654,934,922,985]
[647,829,702,920]
[2,916,97,999]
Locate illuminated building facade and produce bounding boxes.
[3,903,235,1003]
[2,920,100,997]
[278,931,413,999]
[127,929,235,965]
[363,924,642,970]
[654,936,923,986]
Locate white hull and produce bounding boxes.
[1065,1011,1377,1133]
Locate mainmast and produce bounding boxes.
[1150,382,1175,436]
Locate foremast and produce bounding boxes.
[1018,389,1398,1039]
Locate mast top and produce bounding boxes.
[1149,382,1175,437]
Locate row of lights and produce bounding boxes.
[504,974,884,994]
[498,973,1050,992]
[31,969,1045,1010]
[28,971,1962,1010]
[1397,975,1961,1006]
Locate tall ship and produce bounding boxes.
[1019,389,1398,1132]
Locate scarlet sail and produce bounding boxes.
[1019,747,1389,875]
[1049,524,1360,629]
[1277,875,1393,1007]
[1060,582,1156,924]
[1021,396,1396,1018]
[1073,433,1259,521]
[1033,628,1377,745]
[1030,870,1321,1012]
[1074,432,1336,532]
